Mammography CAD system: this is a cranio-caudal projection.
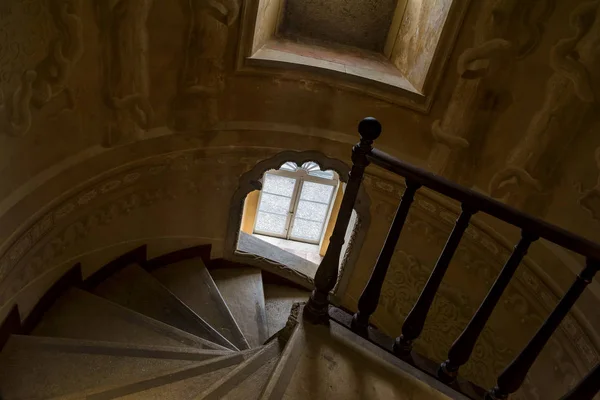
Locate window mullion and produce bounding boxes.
[286,177,304,239]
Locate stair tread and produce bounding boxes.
[117,364,238,400]
[32,288,224,350]
[79,350,256,400]
[88,263,234,350]
[4,335,231,361]
[198,340,282,400]
[222,353,279,400]
[150,257,250,350]
[209,266,268,347]
[0,335,205,400]
[263,284,309,338]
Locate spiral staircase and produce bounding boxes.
[0,245,459,400]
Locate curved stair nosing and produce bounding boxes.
[259,305,305,400]
[7,334,233,361]
[197,339,281,400]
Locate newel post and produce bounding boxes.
[304,117,381,323]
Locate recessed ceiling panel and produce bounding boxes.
[279,0,399,52]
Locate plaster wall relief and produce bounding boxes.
[0,0,83,137]
[0,146,272,309]
[94,0,155,147]
[490,1,600,214]
[348,174,598,399]
[169,0,240,132]
[427,0,554,186]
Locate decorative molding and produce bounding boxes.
[95,0,155,146]
[427,0,554,186]
[223,150,371,299]
[489,1,600,213]
[0,147,267,305]
[0,0,83,137]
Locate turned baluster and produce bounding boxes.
[351,180,421,334]
[304,117,381,323]
[439,231,538,382]
[486,258,600,399]
[560,364,599,400]
[394,204,476,357]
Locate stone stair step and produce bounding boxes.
[149,257,250,350]
[263,284,309,338]
[87,263,235,350]
[0,335,222,400]
[56,350,259,400]
[259,313,305,400]
[32,288,224,350]
[209,266,268,347]
[4,335,231,361]
[115,364,238,400]
[198,340,282,400]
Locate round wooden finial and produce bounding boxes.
[358,117,382,141]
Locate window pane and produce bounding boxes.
[263,174,296,197]
[308,170,335,179]
[290,218,322,242]
[258,193,291,215]
[300,181,334,203]
[295,200,329,222]
[254,212,287,235]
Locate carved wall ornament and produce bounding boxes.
[94,0,155,146]
[0,0,83,137]
[427,0,555,186]
[490,1,600,213]
[0,147,266,300]
[169,0,240,131]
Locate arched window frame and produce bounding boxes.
[253,163,339,245]
[224,150,371,299]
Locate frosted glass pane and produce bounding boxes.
[291,218,322,242]
[300,182,334,203]
[263,174,296,197]
[258,193,291,215]
[296,200,329,222]
[254,212,287,235]
[308,170,335,179]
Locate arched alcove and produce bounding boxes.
[224,150,370,299]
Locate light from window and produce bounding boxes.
[253,161,338,244]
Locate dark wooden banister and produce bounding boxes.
[304,118,600,400]
[368,148,600,261]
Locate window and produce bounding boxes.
[253,162,338,244]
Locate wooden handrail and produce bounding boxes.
[306,118,600,400]
[368,148,600,261]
